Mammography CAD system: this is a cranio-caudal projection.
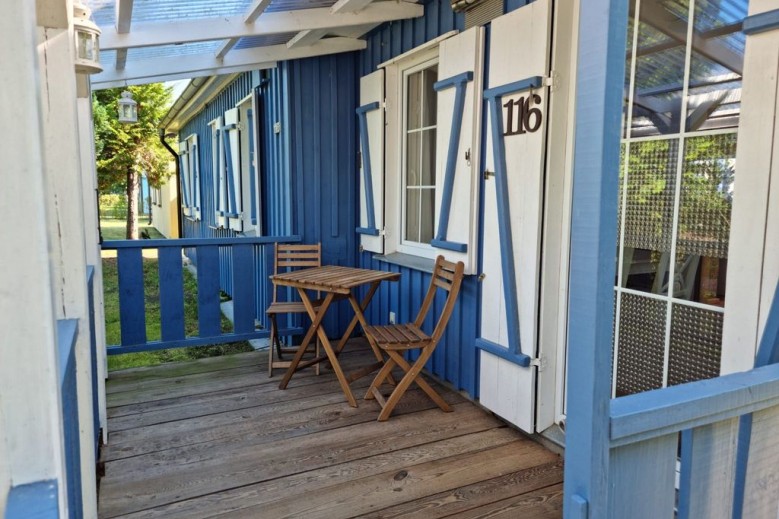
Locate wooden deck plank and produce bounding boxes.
[362,458,564,518]
[448,483,564,518]
[113,428,521,519]
[98,344,563,519]
[99,404,497,517]
[219,440,558,519]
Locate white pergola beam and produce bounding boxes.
[287,29,329,49]
[100,3,423,50]
[331,0,375,14]
[92,37,366,86]
[115,0,134,33]
[245,0,274,23]
[94,66,271,90]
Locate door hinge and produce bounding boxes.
[357,150,362,169]
[530,355,547,371]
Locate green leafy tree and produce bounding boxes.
[93,84,173,239]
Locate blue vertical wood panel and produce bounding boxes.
[231,243,256,334]
[117,247,146,346]
[158,246,185,341]
[196,245,222,337]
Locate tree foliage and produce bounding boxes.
[93,83,173,193]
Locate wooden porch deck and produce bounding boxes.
[98,341,563,518]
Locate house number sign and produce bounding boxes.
[503,93,543,136]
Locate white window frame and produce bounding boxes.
[209,117,225,227]
[385,46,442,260]
[398,57,440,258]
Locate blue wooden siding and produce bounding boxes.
[179,56,359,336]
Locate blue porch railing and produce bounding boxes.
[101,236,304,355]
[58,318,82,519]
[604,287,779,518]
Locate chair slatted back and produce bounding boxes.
[273,243,321,303]
[413,256,465,342]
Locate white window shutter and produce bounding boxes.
[432,27,485,275]
[357,69,385,254]
[223,108,243,231]
[179,140,192,217]
[250,88,263,232]
[212,119,227,228]
[190,134,201,220]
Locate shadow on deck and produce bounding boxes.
[98,341,563,518]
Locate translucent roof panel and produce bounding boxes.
[265,0,337,12]
[127,41,222,60]
[234,34,297,50]
[86,0,254,27]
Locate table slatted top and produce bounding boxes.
[270,266,400,294]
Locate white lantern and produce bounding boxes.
[73,2,102,74]
[118,91,138,124]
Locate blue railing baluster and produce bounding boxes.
[231,243,256,334]
[117,247,146,346]
[196,245,222,337]
[158,247,185,341]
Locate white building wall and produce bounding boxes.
[151,173,180,238]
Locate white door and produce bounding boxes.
[477,0,553,433]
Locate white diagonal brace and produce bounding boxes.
[245,0,274,23]
[92,37,366,85]
[216,38,239,59]
[216,0,274,59]
[331,0,375,14]
[287,29,329,49]
[115,0,134,33]
[100,3,423,50]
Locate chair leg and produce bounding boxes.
[268,314,277,377]
[377,349,451,421]
[365,356,396,400]
[390,350,452,414]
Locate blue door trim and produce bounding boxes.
[743,9,779,35]
[356,101,380,235]
[479,75,544,365]
[431,71,473,253]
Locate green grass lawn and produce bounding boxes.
[102,226,253,371]
[101,218,166,241]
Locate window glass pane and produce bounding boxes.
[405,189,420,242]
[668,303,723,386]
[621,139,679,295]
[674,132,736,306]
[422,65,438,128]
[616,292,667,396]
[629,0,690,137]
[406,132,421,187]
[420,188,435,244]
[686,0,745,132]
[407,71,422,131]
[420,129,437,186]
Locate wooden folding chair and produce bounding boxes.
[266,243,322,377]
[364,256,465,421]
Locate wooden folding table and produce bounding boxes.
[273,265,400,407]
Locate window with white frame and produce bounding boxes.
[210,94,262,233]
[357,29,484,274]
[179,133,201,220]
[400,59,438,254]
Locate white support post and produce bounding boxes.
[76,92,108,443]
[0,0,66,515]
[37,16,98,518]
